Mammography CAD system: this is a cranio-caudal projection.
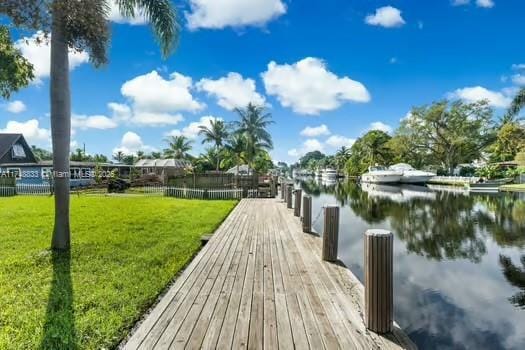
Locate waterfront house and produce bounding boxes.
[0,134,131,187]
[134,158,189,183]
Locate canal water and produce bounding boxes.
[298,178,525,350]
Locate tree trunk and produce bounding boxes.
[50,9,71,250]
[216,145,220,172]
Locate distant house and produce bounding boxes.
[134,158,190,183]
[0,133,130,187]
[226,164,253,176]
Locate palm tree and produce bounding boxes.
[113,151,124,163]
[198,118,228,171]
[164,135,193,159]
[1,1,179,250]
[225,133,248,174]
[233,103,274,171]
[503,88,525,124]
[335,146,350,171]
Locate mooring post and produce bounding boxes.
[280,180,285,200]
[322,205,339,262]
[364,229,393,334]
[302,195,312,233]
[286,184,293,209]
[294,189,302,217]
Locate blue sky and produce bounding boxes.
[1,0,524,163]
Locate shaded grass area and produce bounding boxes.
[0,197,236,349]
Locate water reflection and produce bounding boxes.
[297,178,525,349]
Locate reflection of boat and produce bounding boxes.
[322,168,337,180]
[361,166,402,184]
[361,183,436,202]
[466,179,512,193]
[389,163,436,184]
[315,169,322,178]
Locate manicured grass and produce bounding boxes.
[500,184,525,192]
[0,196,236,350]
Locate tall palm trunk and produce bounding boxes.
[216,144,220,172]
[50,10,71,250]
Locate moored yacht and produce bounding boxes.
[389,163,436,184]
[321,168,337,180]
[361,166,402,184]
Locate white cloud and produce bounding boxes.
[449,86,511,108]
[186,0,286,29]
[326,135,356,149]
[122,71,203,113]
[165,115,222,139]
[108,1,148,25]
[365,6,406,28]
[300,124,331,137]
[511,74,525,86]
[512,63,525,70]
[72,114,118,130]
[0,119,51,146]
[15,32,89,83]
[287,138,325,158]
[113,131,154,156]
[116,71,202,126]
[262,57,370,115]
[369,121,393,134]
[6,100,26,114]
[197,72,266,110]
[476,0,494,8]
[452,0,470,6]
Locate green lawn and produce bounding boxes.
[0,196,236,350]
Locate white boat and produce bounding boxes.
[389,163,436,184]
[361,166,402,184]
[321,168,337,180]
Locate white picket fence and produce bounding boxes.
[164,187,243,200]
[0,184,53,196]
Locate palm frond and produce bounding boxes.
[503,87,525,124]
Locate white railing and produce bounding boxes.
[429,176,480,184]
[247,189,258,198]
[16,184,53,195]
[164,187,243,200]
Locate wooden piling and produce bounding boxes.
[364,229,393,334]
[286,184,293,209]
[280,181,285,200]
[294,189,302,217]
[302,195,312,233]
[322,205,339,262]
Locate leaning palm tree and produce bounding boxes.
[503,87,525,124]
[224,133,247,174]
[198,118,228,171]
[233,103,274,171]
[335,146,351,172]
[164,135,193,160]
[1,1,179,250]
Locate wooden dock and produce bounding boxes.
[123,198,416,349]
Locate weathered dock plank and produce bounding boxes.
[123,198,416,350]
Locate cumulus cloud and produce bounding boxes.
[511,74,525,86]
[113,131,154,156]
[197,72,266,110]
[300,124,331,137]
[476,0,494,8]
[165,115,222,139]
[108,0,147,25]
[186,0,286,29]
[15,32,89,83]
[369,121,393,134]
[72,114,118,130]
[5,100,26,114]
[262,57,370,115]
[115,71,202,126]
[287,139,325,158]
[449,86,511,108]
[0,119,51,146]
[326,135,356,149]
[365,6,406,28]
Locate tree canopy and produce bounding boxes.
[0,25,34,98]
